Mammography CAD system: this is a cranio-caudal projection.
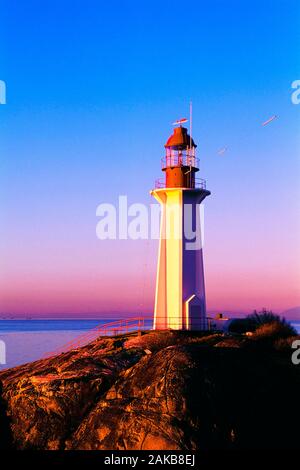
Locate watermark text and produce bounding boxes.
[0,80,6,104]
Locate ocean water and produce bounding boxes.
[0,319,299,371]
[0,319,121,370]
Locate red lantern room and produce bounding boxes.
[162,125,199,189]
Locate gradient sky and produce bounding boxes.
[0,0,300,317]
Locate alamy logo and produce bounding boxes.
[0,340,6,365]
[96,196,205,250]
[291,80,300,105]
[0,80,6,104]
[291,340,300,365]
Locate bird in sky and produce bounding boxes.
[262,115,278,126]
[217,146,228,155]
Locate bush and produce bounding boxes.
[252,321,297,340]
[228,309,296,335]
[124,330,179,352]
[228,318,255,334]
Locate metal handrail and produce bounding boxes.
[43,316,153,358]
[195,178,207,189]
[43,314,212,358]
[155,177,207,190]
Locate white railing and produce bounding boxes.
[155,177,207,190]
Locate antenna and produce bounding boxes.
[189,101,192,150]
[186,101,193,186]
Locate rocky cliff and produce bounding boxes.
[0,330,299,450]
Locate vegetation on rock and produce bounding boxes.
[228,309,297,336]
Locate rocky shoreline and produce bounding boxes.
[0,330,299,450]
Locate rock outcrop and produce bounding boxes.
[0,330,299,450]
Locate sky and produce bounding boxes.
[0,0,300,318]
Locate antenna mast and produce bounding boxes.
[189,101,193,154]
[189,101,193,185]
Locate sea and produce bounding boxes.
[0,319,299,370]
[0,319,153,370]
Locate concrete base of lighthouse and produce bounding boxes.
[151,187,210,331]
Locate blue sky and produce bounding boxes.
[0,0,300,316]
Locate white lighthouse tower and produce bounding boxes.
[151,122,210,330]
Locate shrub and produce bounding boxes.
[228,309,296,335]
[252,321,297,340]
[124,330,179,352]
[228,318,255,334]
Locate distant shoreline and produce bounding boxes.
[0,307,299,321]
[0,315,299,322]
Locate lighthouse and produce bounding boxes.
[151,122,210,330]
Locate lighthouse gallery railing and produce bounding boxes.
[155,177,207,190]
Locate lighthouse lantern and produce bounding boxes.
[163,125,199,189]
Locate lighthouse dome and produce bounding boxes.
[165,126,197,150]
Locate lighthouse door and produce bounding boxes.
[185,294,206,330]
[190,305,203,330]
